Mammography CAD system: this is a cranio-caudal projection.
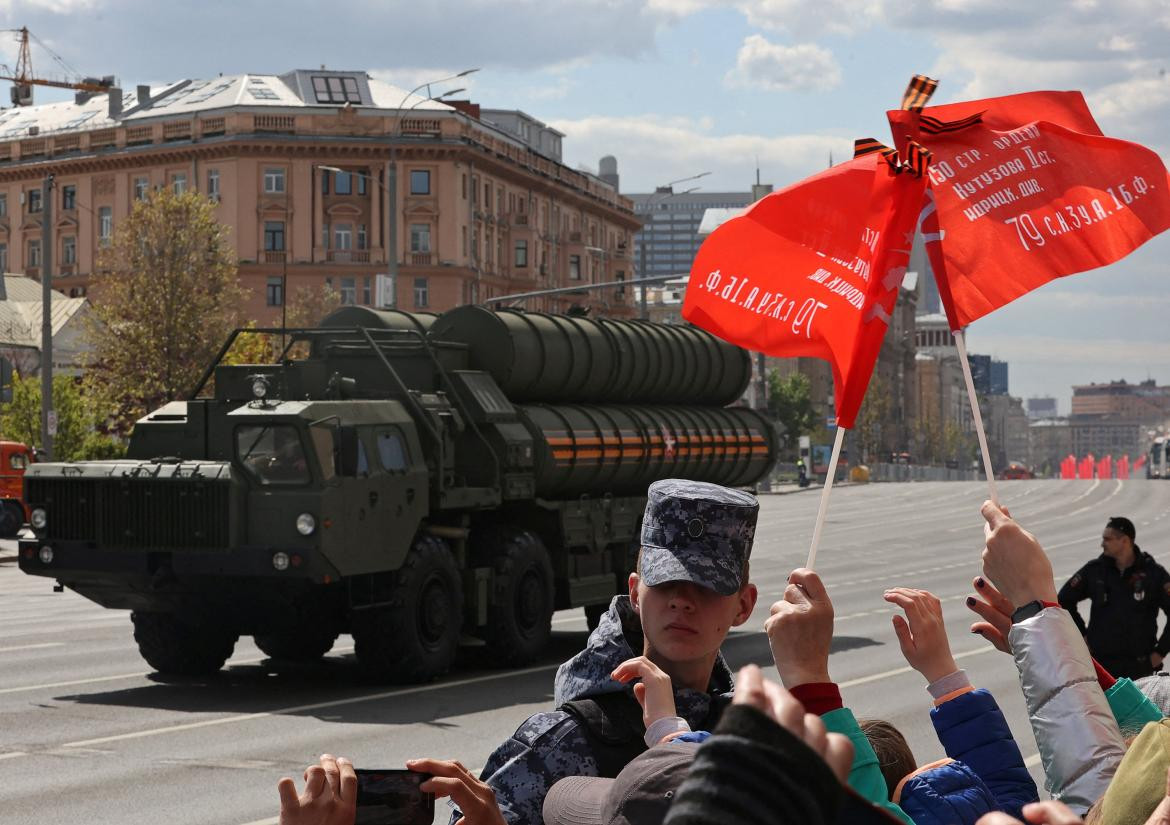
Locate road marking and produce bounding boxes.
[0,642,63,653]
[0,751,26,761]
[838,644,994,689]
[61,661,558,749]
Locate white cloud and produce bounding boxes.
[724,35,842,92]
[551,112,851,191]
[734,0,882,36]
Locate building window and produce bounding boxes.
[61,185,76,211]
[311,75,361,104]
[98,206,113,245]
[264,221,285,251]
[207,169,220,200]
[357,224,367,250]
[334,223,353,250]
[62,235,76,264]
[461,226,467,256]
[0,244,6,272]
[134,177,149,201]
[483,182,491,209]
[171,173,187,195]
[410,223,431,253]
[27,189,41,213]
[333,171,352,195]
[0,194,6,216]
[340,276,356,305]
[266,276,284,307]
[321,170,330,195]
[263,168,286,194]
[413,277,429,308]
[615,270,626,296]
[514,239,528,268]
[357,172,367,196]
[27,238,41,267]
[322,223,330,248]
[410,170,430,195]
[569,254,581,280]
[462,174,467,199]
[471,176,478,204]
[362,276,371,305]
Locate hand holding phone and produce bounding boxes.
[355,769,434,825]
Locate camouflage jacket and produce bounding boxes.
[459,595,735,825]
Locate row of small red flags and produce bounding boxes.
[1058,455,1135,480]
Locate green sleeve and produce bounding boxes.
[822,707,915,825]
[1107,677,1163,736]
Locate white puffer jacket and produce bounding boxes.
[1009,606,1127,813]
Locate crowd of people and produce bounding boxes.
[273,479,1170,825]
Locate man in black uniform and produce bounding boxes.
[1058,516,1170,679]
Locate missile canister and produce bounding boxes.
[429,305,751,405]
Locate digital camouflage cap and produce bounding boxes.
[639,479,758,596]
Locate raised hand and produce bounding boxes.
[407,759,507,825]
[277,754,357,825]
[612,655,677,728]
[981,501,1058,608]
[765,568,834,688]
[883,588,958,683]
[975,800,1084,824]
[732,664,854,784]
[966,575,1015,653]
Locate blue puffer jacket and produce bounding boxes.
[896,688,1038,825]
[896,759,997,825]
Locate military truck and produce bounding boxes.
[18,306,775,683]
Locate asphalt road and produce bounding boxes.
[2,478,1169,825]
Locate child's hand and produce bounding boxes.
[883,588,959,684]
[613,656,676,728]
[966,575,1015,654]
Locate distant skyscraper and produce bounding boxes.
[910,231,941,316]
[1027,397,1059,419]
[630,189,758,279]
[990,360,1009,395]
[968,353,992,395]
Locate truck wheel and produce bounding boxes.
[483,529,554,666]
[131,612,238,677]
[254,628,338,662]
[0,501,23,538]
[353,535,463,683]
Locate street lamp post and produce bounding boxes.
[40,173,54,459]
[636,172,709,320]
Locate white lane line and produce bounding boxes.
[0,642,63,654]
[838,645,994,689]
[0,751,26,761]
[61,661,559,749]
[238,819,277,825]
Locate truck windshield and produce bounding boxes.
[236,424,311,485]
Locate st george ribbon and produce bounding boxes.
[683,142,929,568]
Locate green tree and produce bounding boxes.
[767,370,817,454]
[854,374,892,464]
[83,188,245,433]
[0,373,123,460]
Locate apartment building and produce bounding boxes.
[0,70,639,321]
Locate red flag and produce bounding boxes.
[889,89,1170,328]
[683,149,927,428]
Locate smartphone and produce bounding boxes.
[354,769,434,825]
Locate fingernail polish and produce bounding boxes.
[976,578,985,588]
[966,597,976,607]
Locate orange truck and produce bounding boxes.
[0,441,32,537]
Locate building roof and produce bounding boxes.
[0,274,86,348]
[0,70,452,141]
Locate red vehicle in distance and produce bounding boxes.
[0,441,33,537]
[999,462,1035,480]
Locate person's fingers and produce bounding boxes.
[320,754,341,797]
[783,581,811,606]
[823,733,854,786]
[981,499,1012,533]
[633,682,647,709]
[337,757,357,806]
[733,664,766,708]
[407,758,474,780]
[970,622,1011,653]
[973,576,1015,614]
[277,777,300,811]
[303,765,326,800]
[787,568,828,602]
[768,598,797,618]
[882,591,917,610]
[891,614,915,654]
[1000,505,1013,519]
[802,711,828,756]
[1020,800,1084,824]
[975,814,1025,825]
[771,682,804,734]
[967,597,1012,638]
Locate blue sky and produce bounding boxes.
[4,0,1168,411]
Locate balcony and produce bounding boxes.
[568,231,583,243]
[326,249,370,264]
[58,263,76,276]
[409,252,433,266]
[263,251,287,264]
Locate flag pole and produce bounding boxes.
[805,425,847,570]
[952,329,1000,505]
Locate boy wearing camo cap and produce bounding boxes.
[457,479,759,825]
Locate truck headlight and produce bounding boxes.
[30,508,46,529]
[272,551,290,571]
[251,376,269,399]
[38,545,53,564]
[295,513,316,536]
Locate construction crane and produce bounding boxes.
[0,27,113,106]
